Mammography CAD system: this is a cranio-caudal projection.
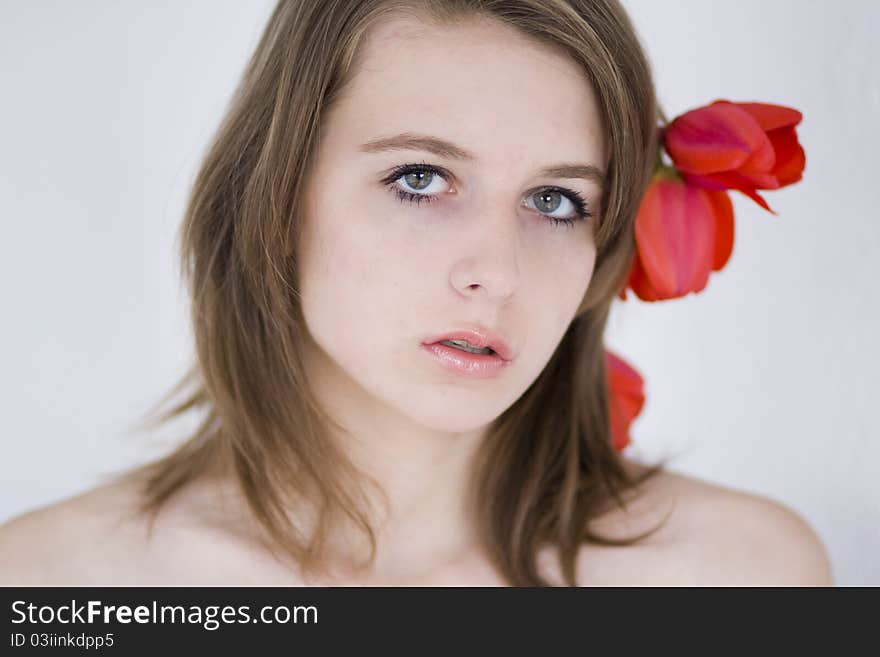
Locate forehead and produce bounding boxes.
[325,13,607,170]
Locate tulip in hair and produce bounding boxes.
[621,99,805,302]
[606,99,806,452]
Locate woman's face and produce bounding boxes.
[298,15,606,433]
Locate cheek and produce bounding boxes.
[298,198,421,360]
[564,241,598,310]
[531,233,597,323]
[517,238,596,367]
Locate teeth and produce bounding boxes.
[440,339,495,355]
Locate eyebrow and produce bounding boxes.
[359,132,606,188]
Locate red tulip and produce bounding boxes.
[606,349,645,452]
[663,99,805,212]
[620,98,803,301]
[621,173,734,301]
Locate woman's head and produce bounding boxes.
[136,0,664,586]
[299,12,606,433]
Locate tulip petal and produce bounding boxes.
[767,125,806,186]
[728,169,780,190]
[707,190,735,271]
[684,171,776,214]
[736,102,802,131]
[606,349,645,452]
[665,101,775,175]
[688,169,779,192]
[739,188,774,213]
[679,172,729,191]
[626,249,662,301]
[634,178,717,299]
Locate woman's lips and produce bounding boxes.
[420,342,511,378]
[420,328,515,361]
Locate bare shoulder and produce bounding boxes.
[0,471,288,586]
[0,476,150,586]
[576,458,834,586]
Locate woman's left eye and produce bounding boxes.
[522,189,591,227]
[381,163,592,227]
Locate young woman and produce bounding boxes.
[0,0,832,586]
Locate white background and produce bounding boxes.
[1,1,877,585]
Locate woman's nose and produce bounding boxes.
[448,206,522,304]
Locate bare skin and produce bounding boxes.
[0,456,833,586]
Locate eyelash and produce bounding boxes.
[380,162,593,228]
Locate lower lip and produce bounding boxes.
[420,342,511,378]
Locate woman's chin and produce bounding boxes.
[394,396,509,436]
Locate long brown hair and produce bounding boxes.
[123,0,670,586]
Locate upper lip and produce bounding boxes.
[422,326,515,361]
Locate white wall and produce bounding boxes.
[1,1,877,585]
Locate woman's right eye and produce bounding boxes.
[382,164,451,205]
